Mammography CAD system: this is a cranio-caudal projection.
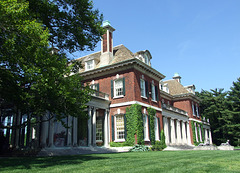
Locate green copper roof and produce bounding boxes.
[174,72,180,77]
[102,20,111,27]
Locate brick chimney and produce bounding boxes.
[173,72,181,83]
[100,20,115,66]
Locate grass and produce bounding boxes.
[0,150,240,173]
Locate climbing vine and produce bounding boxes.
[125,104,144,145]
[191,121,204,146]
[147,107,156,145]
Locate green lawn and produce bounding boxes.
[0,150,239,173]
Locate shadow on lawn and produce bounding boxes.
[0,155,109,171]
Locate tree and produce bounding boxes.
[0,0,101,127]
[196,89,228,145]
[27,0,104,53]
[226,78,240,146]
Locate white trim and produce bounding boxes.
[110,101,162,112]
[189,118,202,123]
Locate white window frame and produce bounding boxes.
[140,79,146,98]
[192,102,195,116]
[85,60,94,71]
[144,54,149,65]
[151,84,156,101]
[143,114,150,141]
[114,115,125,142]
[196,104,199,117]
[114,79,124,98]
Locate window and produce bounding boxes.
[96,118,103,141]
[151,84,156,101]
[111,78,125,98]
[196,104,199,117]
[85,60,94,71]
[143,115,149,141]
[192,102,195,116]
[144,54,149,65]
[115,115,125,140]
[114,79,123,97]
[140,79,146,97]
[90,84,98,90]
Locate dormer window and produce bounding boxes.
[144,54,149,65]
[85,60,94,71]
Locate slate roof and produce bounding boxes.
[163,79,189,96]
[76,44,134,72]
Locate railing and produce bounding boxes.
[91,90,109,100]
[202,117,210,123]
[161,103,188,116]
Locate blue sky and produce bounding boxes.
[75,0,240,92]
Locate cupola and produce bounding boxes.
[99,20,115,66]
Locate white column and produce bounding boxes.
[186,121,191,145]
[92,108,97,146]
[88,107,92,146]
[40,112,49,148]
[170,118,176,144]
[163,117,168,144]
[48,116,54,147]
[199,125,202,142]
[176,120,181,145]
[194,123,199,142]
[182,121,187,144]
[204,128,208,143]
[165,117,170,144]
[73,117,78,146]
[104,109,109,147]
[67,115,72,146]
[209,129,213,144]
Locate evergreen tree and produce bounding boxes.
[226,78,240,146]
[196,89,228,145]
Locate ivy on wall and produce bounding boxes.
[125,104,144,145]
[191,121,204,146]
[147,107,156,145]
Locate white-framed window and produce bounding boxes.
[90,84,98,90]
[85,60,94,71]
[144,54,149,65]
[140,79,146,97]
[96,119,103,142]
[196,104,199,117]
[114,79,123,97]
[192,102,195,116]
[151,84,156,101]
[143,114,149,141]
[115,115,125,141]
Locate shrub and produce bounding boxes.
[151,141,166,151]
[110,142,129,147]
[129,144,150,152]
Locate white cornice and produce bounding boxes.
[110,101,162,112]
[79,58,165,81]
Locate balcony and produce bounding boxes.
[91,90,109,100]
[162,103,188,116]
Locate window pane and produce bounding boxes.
[96,119,102,141]
[152,84,156,101]
[140,80,145,97]
[115,80,123,96]
[116,115,125,140]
